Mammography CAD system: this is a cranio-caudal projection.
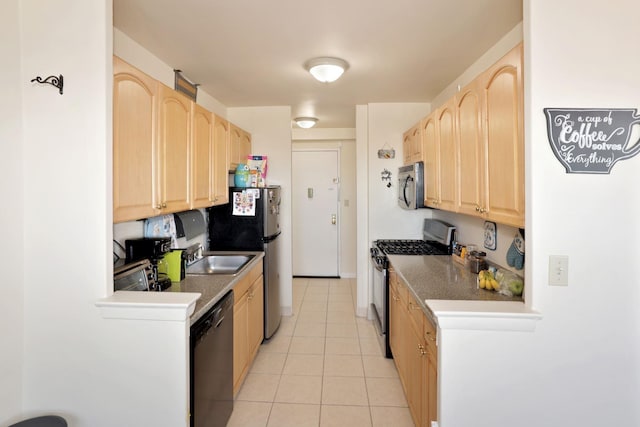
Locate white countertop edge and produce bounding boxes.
[426,299,542,332]
[96,291,201,321]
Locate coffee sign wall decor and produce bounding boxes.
[544,108,640,174]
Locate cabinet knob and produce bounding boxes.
[425,331,436,342]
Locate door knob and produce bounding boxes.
[331,214,337,225]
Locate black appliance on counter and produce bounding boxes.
[190,290,234,427]
[370,219,456,358]
[207,186,282,339]
[124,237,172,291]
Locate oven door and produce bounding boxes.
[370,248,387,335]
[370,248,392,358]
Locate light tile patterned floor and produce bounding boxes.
[227,277,415,427]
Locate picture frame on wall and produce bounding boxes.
[484,221,497,251]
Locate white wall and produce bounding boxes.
[0,0,25,422]
[355,102,433,316]
[366,103,433,241]
[114,28,227,117]
[227,107,294,315]
[12,2,191,426]
[431,22,524,107]
[438,1,640,426]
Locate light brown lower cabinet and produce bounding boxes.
[232,261,264,395]
[389,268,438,426]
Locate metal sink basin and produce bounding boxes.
[186,254,255,276]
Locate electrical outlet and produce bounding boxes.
[549,255,569,286]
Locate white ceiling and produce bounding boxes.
[113,0,522,128]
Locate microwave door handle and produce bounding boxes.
[403,176,412,207]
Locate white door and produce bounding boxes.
[292,150,339,276]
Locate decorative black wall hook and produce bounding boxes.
[30,74,64,95]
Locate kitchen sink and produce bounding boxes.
[186,254,255,276]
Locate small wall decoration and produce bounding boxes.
[483,221,497,251]
[544,108,640,174]
[381,169,392,188]
[377,142,395,159]
[30,74,64,95]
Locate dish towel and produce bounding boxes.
[506,230,525,270]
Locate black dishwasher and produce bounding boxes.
[190,291,234,427]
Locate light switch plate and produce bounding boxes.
[549,255,569,286]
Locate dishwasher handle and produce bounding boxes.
[192,291,234,345]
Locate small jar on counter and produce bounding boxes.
[468,251,487,274]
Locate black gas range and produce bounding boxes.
[370,219,456,358]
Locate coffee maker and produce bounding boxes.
[125,237,172,291]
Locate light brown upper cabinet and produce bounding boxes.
[415,42,524,228]
[113,57,159,223]
[455,78,485,217]
[421,113,439,208]
[403,122,422,165]
[436,98,458,212]
[191,103,214,208]
[212,115,230,205]
[482,43,524,228]
[229,123,252,170]
[422,101,458,211]
[157,84,191,214]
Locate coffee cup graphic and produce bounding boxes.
[544,108,640,174]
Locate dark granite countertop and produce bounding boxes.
[387,254,523,325]
[166,251,265,324]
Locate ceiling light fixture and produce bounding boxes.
[305,57,349,83]
[294,117,318,128]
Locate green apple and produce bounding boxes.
[508,278,524,296]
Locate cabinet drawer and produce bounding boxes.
[406,291,424,334]
[233,260,263,300]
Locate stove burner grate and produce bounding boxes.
[375,239,450,256]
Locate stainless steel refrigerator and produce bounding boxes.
[207,186,282,339]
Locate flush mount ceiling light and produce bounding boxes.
[294,117,318,128]
[305,57,349,83]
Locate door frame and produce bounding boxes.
[291,147,341,277]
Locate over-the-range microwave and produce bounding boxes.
[398,161,425,210]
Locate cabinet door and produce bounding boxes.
[483,43,524,227]
[212,115,229,205]
[239,129,252,164]
[407,322,424,427]
[190,103,214,208]
[113,57,159,222]
[403,123,420,165]
[158,85,191,213]
[230,124,252,169]
[248,276,264,358]
[423,318,438,425]
[233,292,249,395]
[229,123,242,169]
[421,113,439,207]
[427,351,438,425]
[456,79,485,216]
[437,100,457,211]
